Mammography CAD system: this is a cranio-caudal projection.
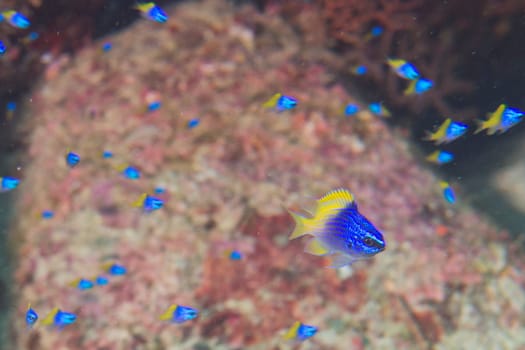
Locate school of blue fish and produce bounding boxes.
[0,1,523,346]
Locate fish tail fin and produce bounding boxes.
[159,304,177,321]
[474,119,486,134]
[422,130,435,141]
[404,80,416,95]
[283,321,301,340]
[132,193,148,208]
[67,278,80,288]
[262,93,281,109]
[287,210,315,240]
[41,307,59,326]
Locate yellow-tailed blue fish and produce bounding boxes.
[159,304,198,324]
[135,2,168,23]
[425,150,454,165]
[288,188,385,268]
[387,58,420,80]
[283,321,317,343]
[423,118,468,145]
[475,104,524,135]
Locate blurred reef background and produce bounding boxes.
[1,0,525,349]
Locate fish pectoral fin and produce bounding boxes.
[304,238,329,256]
[327,253,360,268]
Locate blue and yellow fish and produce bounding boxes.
[364,25,383,41]
[69,278,94,291]
[404,77,433,95]
[283,321,317,343]
[25,304,38,329]
[0,41,5,55]
[159,304,199,324]
[101,42,112,53]
[41,210,54,219]
[102,150,113,159]
[343,103,359,117]
[187,118,200,129]
[65,151,80,168]
[440,181,456,204]
[95,275,109,286]
[0,176,20,192]
[425,150,454,165]
[102,263,127,276]
[116,164,141,179]
[424,118,468,145]
[387,58,420,80]
[133,193,164,212]
[6,101,16,120]
[1,10,30,29]
[135,2,168,23]
[368,102,391,117]
[351,65,367,76]
[263,93,297,112]
[41,308,77,329]
[475,104,524,135]
[288,188,385,268]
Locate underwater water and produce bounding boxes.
[0,1,525,349]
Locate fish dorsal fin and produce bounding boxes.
[317,188,355,213]
[304,238,330,256]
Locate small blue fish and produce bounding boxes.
[283,321,317,342]
[133,193,164,212]
[117,165,140,179]
[1,10,30,29]
[425,150,454,165]
[404,77,433,95]
[368,102,391,117]
[0,41,5,55]
[41,308,77,329]
[159,304,199,324]
[102,42,112,53]
[103,263,127,276]
[6,101,16,120]
[424,118,468,145]
[154,187,165,194]
[147,101,161,112]
[364,25,383,41]
[65,151,80,168]
[0,176,20,192]
[25,304,38,329]
[102,151,113,159]
[351,65,367,75]
[187,118,200,129]
[288,188,385,268]
[263,93,297,112]
[229,250,243,260]
[41,210,54,219]
[475,104,524,135]
[344,103,359,117]
[135,2,168,23]
[95,276,109,286]
[440,181,456,204]
[69,278,94,290]
[387,58,420,80]
[24,32,39,43]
